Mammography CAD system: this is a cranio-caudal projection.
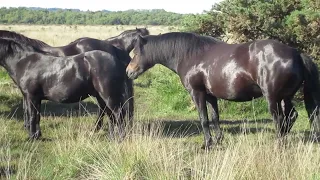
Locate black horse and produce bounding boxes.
[126,32,320,149]
[0,29,148,131]
[0,38,132,139]
[70,27,150,54]
[0,28,149,55]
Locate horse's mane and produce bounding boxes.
[68,37,90,44]
[106,28,150,41]
[141,32,224,61]
[0,38,50,58]
[0,30,50,49]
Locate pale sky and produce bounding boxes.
[1,0,223,14]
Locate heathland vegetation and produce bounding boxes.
[183,0,320,63]
[1,0,320,179]
[0,7,185,25]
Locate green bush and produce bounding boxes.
[183,0,320,63]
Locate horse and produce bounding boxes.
[0,38,132,140]
[0,30,140,131]
[70,27,150,54]
[126,32,320,149]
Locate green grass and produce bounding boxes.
[1,64,319,179]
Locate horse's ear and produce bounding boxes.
[138,35,147,45]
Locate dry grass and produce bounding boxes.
[1,117,320,180]
[0,25,178,46]
[0,25,319,180]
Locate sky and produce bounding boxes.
[1,0,223,14]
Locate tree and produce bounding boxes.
[184,0,320,62]
[0,7,187,26]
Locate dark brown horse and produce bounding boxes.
[0,29,148,131]
[0,38,132,139]
[71,27,150,54]
[126,32,320,149]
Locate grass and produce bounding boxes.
[0,25,319,179]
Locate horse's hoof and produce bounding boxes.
[310,132,320,142]
[29,131,42,140]
[94,127,101,132]
[24,125,30,131]
[201,144,212,150]
[94,124,102,132]
[201,139,214,150]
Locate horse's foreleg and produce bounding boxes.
[23,98,29,130]
[191,91,213,149]
[25,96,41,139]
[206,95,223,145]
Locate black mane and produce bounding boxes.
[68,37,90,44]
[140,32,223,63]
[0,30,50,49]
[107,28,150,41]
[0,38,49,58]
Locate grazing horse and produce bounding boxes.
[0,30,139,131]
[126,32,320,149]
[71,27,150,54]
[0,38,132,140]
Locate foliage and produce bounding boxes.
[183,0,320,62]
[0,7,186,26]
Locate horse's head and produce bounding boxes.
[125,28,150,53]
[135,27,150,37]
[126,35,152,79]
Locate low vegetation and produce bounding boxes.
[0,7,186,25]
[0,25,319,179]
[183,0,320,64]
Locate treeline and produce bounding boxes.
[183,0,320,63]
[0,7,186,25]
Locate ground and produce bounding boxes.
[0,25,319,179]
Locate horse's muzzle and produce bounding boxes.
[126,63,141,79]
[126,68,138,79]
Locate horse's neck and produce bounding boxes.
[159,59,179,74]
[105,37,134,53]
[147,44,179,74]
[42,46,64,56]
[1,52,27,82]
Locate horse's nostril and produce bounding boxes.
[126,69,133,78]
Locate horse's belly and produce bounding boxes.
[209,81,263,102]
[45,82,93,103]
[224,84,263,101]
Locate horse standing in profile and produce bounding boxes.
[0,28,149,131]
[126,32,320,149]
[0,38,131,140]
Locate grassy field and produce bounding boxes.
[0,25,320,179]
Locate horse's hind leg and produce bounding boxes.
[94,96,107,132]
[105,106,125,141]
[267,97,285,138]
[103,97,125,141]
[281,99,298,135]
[206,95,223,145]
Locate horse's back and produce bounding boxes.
[181,39,302,101]
[84,50,125,76]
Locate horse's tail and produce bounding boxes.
[300,53,320,133]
